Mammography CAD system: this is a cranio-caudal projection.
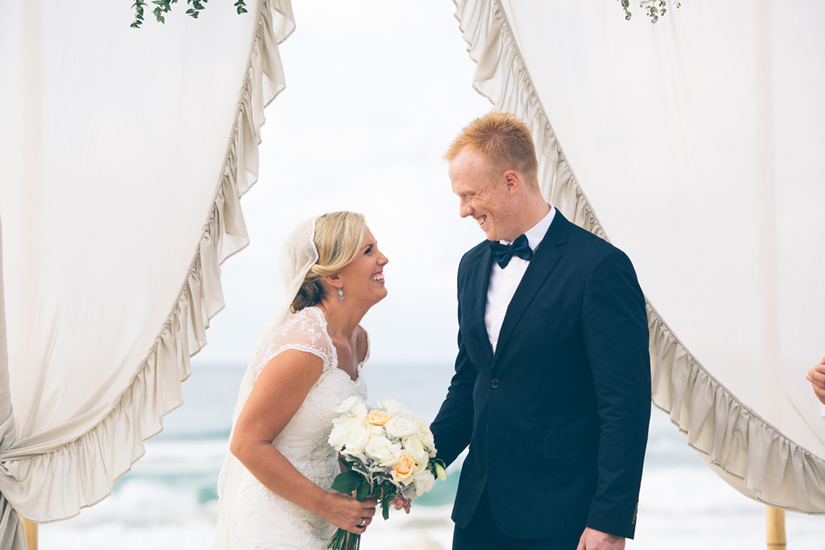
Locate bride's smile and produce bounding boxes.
[334,227,389,306]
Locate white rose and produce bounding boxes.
[402,435,429,465]
[331,414,359,432]
[368,424,385,437]
[379,398,409,419]
[412,468,437,497]
[414,420,436,454]
[365,436,402,467]
[344,428,371,454]
[328,424,347,451]
[385,417,416,439]
[335,396,368,418]
[339,415,366,431]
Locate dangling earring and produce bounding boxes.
[338,287,344,302]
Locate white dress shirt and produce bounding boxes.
[485,204,556,353]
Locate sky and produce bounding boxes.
[192,0,493,367]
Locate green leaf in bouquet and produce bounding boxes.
[380,486,396,520]
[355,478,370,501]
[349,460,371,480]
[337,457,353,471]
[380,483,396,501]
[382,496,391,520]
[331,471,362,494]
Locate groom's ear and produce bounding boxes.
[502,169,521,197]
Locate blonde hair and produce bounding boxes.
[444,112,539,191]
[291,211,366,312]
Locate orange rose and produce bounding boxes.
[366,410,393,426]
[393,454,415,481]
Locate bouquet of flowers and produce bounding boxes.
[326,396,447,550]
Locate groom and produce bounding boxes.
[431,113,651,550]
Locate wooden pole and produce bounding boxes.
[20,518,38,550]
[766,506,786,549]
[754,3,785,546]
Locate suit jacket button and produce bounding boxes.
[491,379,499,388]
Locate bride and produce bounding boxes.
[212,211,389,549]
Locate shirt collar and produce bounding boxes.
[501,202,556,251]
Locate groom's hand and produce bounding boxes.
[806,357,825,405]
[576,527,625,550]
[391,495,412,514]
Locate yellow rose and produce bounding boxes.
[393,453,416,482]
[366,410,393,426]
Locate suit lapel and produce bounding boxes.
[472,244,495,365]
[493,212,570,362]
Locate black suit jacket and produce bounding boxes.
[430,211,650,540]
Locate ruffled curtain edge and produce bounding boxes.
[451,0,825,514]
[0,0,295,524]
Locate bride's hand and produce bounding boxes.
[318,492,377,534]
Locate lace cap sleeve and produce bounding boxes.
[253,307,332,379]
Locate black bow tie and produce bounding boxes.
[489,234,533,269]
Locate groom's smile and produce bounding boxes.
[448,148,523,242]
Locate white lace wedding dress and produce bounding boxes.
[212,306,369,550]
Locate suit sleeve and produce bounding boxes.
[430,273,477,468]
[582,248,651,539]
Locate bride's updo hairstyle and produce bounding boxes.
[290,211,366,312]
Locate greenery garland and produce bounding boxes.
[131,0,248,28]
[618,0,681,23]
[130,0,680,29]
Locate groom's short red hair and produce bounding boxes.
[444,112,539,191]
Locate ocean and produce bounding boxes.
[39,363,823,549]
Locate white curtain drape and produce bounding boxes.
[0,218,25,550]
[453,0,825,512]
[0,0,294,539]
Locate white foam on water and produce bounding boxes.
[39,482,220,550]
[125,438,229,477]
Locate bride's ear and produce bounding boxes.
[322,273,342,291]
